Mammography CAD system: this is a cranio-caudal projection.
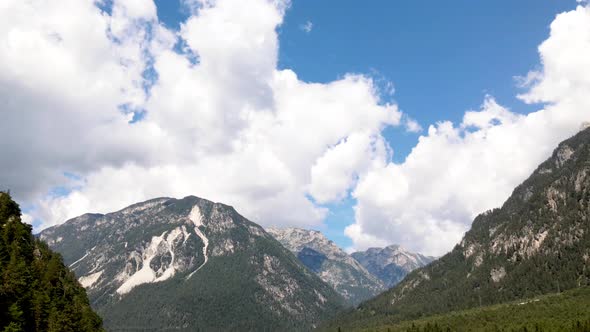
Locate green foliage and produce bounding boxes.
[0,192,103,332]
[326,286,590,331]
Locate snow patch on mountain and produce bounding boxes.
[187,204,209,279]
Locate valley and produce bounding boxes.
[330,286,590,332]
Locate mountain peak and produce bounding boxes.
[40,196,345,331]
[384,244,404,252]
[267,227,331,250]
[351,245,435,288]
[268,227,385,305]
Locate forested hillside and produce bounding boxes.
[344,286,590,332]
[0,192,103,332]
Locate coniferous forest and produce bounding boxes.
[0,192,103,332]
[325,286,590,331]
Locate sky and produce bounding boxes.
[1,0,589,256]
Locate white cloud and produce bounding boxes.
[308,132,390,204]
[346,5,590,256]
[404,116,423,133]
[1,0,401,230]
[114,0,158,20]
[4,0,588,260]
[300,20,313,33]
[0,0,151,199]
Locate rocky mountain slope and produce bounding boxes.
[268,227,385,305]
[351,245,435,288]
[326,127,590,330]
[39,196,345,331]
[0,192,102,332]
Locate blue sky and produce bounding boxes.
[142,0,576,248]
[267,0,578,247]
[278,1,575,155]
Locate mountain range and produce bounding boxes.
[352,245,435,288]
[31,127,590,331]
[39,196,345,331]
[267,227,434,305]
[37,196,433,330]
[267,227,385,305]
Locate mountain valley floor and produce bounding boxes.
[324,286,590,332]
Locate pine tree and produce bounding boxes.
[0,192,103,331]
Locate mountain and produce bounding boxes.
[267,227,385,305]
[0,192,103,332]
[351,245,435,288]
[39,196,346,331]
[325,127,590,330]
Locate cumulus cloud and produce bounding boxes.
[1,0,401,230]
[3,0,588,258]
[346,5,590,256]
[0,0,152,199]
[308,132,390,204]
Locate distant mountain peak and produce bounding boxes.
[352,245,434,288]
[268,227,338,254]
[268,227,385,305]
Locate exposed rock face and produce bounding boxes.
[490,267,506,283]
[326,127,590,330]
[267,227,384,305]
[351,245,435,288]
[40,196,345,331]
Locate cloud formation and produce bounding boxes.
[2,1,588,258]
[345,5,590,256]
[0,0,151,200]
[1,0,400,230]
